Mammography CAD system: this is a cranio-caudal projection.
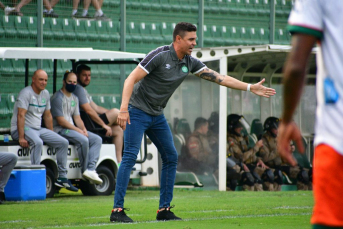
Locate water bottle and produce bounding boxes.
[4,134,9,143]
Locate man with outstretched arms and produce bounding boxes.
[10,69,78,192]
[110,22,276,223]
[278,1,343,228]
[50,71,103,185]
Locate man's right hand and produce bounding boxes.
[255,139,263,148]
[103,125,112,137]
[242,163,250,172]
[76,128,87,137]
[19,137,29,148]
[117,111,130,131]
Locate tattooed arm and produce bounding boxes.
[195,68,276,98]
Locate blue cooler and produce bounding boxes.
[4,165,46,201]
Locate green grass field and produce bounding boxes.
[0,189,314,229]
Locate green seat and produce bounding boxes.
[161,22,174,44]
[95,20,111,44]
[26,16,37,40]
[174,171,204,188]
[203,24,214,47]
[175,118,191,140]
[104,95,120,109]
[211,25,225,47]
[14,16,29,40]
[62,18,77,42]
[57,59,72,75]
[127,22,142,44]
[51,18,64,41]
[293,137,311,169]
[0,59,14,77]
[139,22,151,43]
[0,94,10,130]
[12,59,25,76]
[92,95,106,107]
[107,21,120,49]
[141,0,161,11]
[250,119,263,139]
[0,16,4,39]
[7,94,16,117]
[247,134,257,149]
[150,23,164,45]
[84,20,98,43]
[43,18,54,41]
[73,19,88,43]
[173,133,186,156]
[97,64,111,77]
[2,15,17,39]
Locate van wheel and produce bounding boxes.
[46,167,56,198]
[79,165,115,196]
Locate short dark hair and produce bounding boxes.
[194,117,208,130]
[173,22,197,42]
[76,64,91,75]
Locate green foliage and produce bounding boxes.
[0,190,313,229]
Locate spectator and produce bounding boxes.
[0,1,15,15]
[0,152,18,204]
[259,117,310,191]
[207,111,219,153]
[71,0,109,20]
[10,0,58,17]
[10,69,78,192]
[178,117,217,176]
[73,64,123,164]
[50,71,103,185]
[227,114,267,191]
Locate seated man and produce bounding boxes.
[73,64,123,163]
[260,117,311,191]
[178,117,217,175]
[227,114,268,191]
[10,70,77,192]
[0,152,18,204]
[50,71,103,185]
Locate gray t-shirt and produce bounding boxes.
[73,84,92,106]
[10,86,51,132]
[131,43,206,115]
[50,90,80,133]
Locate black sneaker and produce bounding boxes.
[94,14,111,21]
[43,10,58,18]
[72,13,93,20]
[110,208,133,223]
[55,177,78,192]
[156,205,182,221]
[0,192,5,204]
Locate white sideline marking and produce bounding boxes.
[12,212,311,229]
[273,206,312,209]
[84,209,234,219]
[0,220,32,224]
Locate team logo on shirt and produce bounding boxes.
[41,98,46,104]
[165,64,171,69]
[182,66,188,73]
[71,101,76,107]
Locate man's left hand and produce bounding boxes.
[251,78,276,98]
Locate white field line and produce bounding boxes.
[84,209,235,219]
[0,220,33,224]
[6,212,312,229]
[273,206,312,209]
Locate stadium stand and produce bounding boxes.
[0,0,293,129]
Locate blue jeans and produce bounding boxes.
[113,105,178,209]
